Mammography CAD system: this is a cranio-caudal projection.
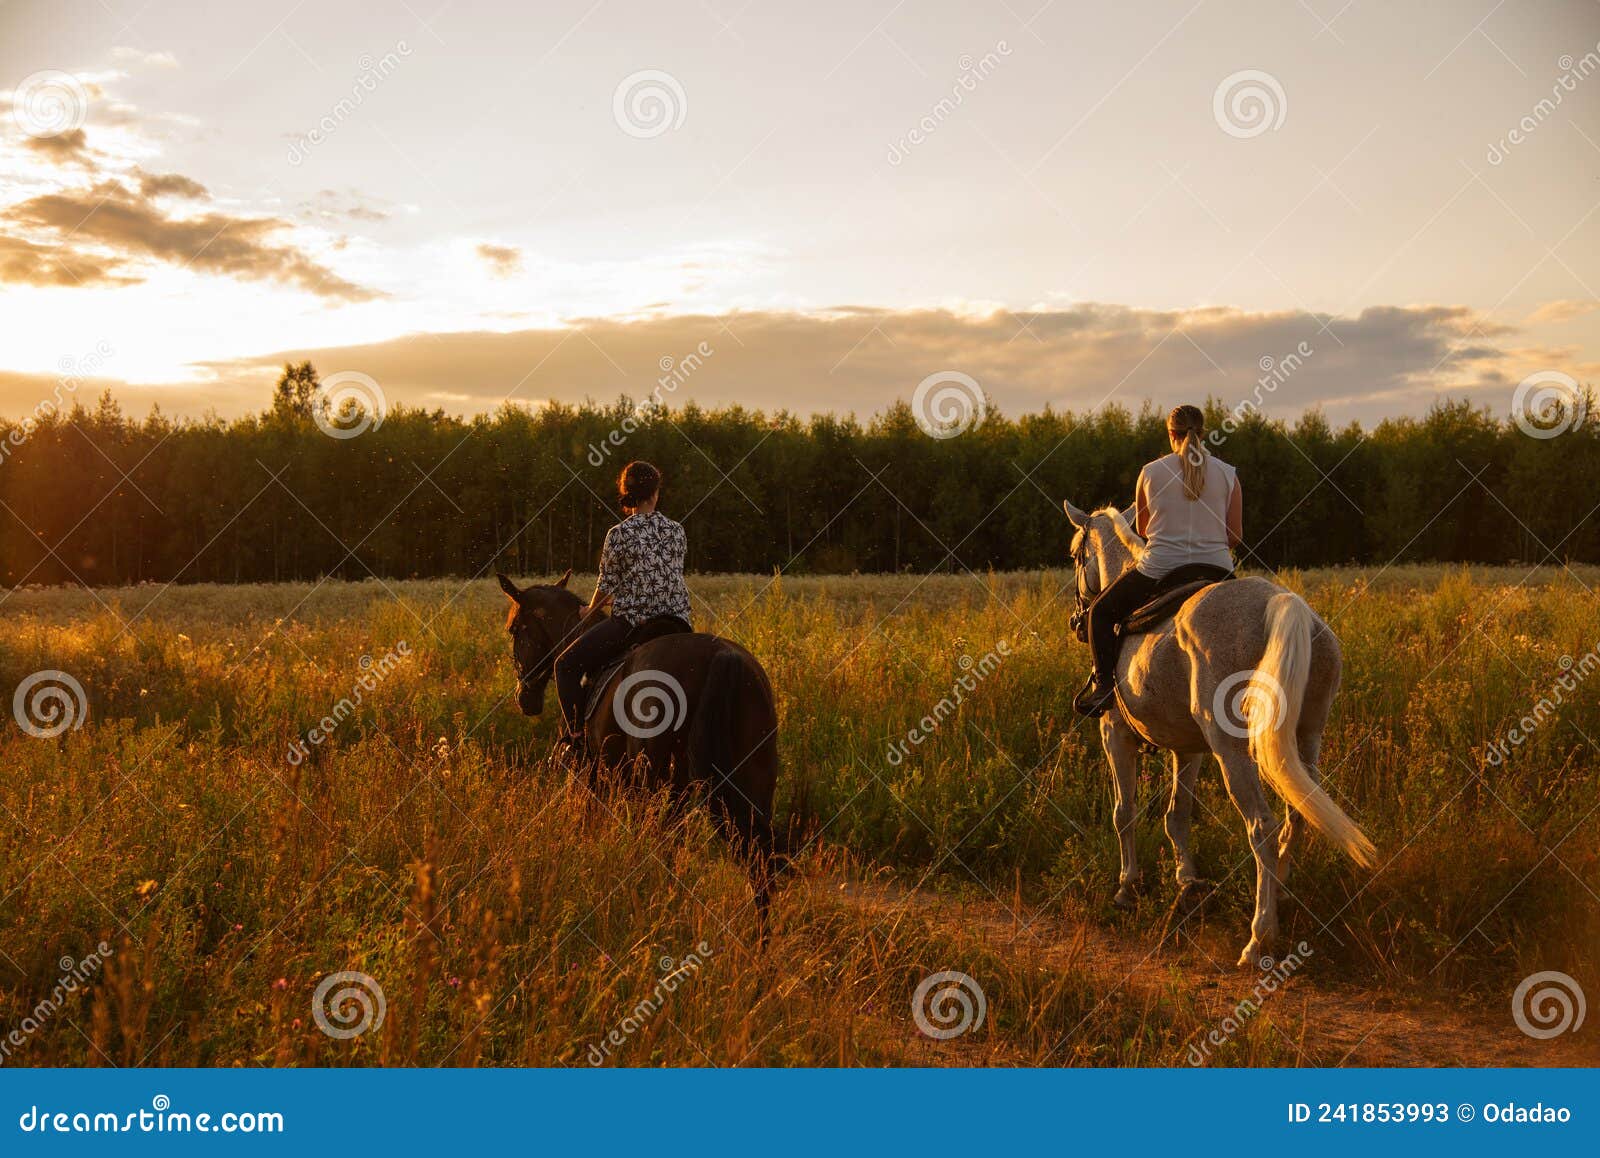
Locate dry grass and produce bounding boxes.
[0,566,1595,1065]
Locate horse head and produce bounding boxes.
[1062,500,1144,641]
[496,570,584,716]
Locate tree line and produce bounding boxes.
[1,363,1594,587]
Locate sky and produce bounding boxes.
[1,0,1599,427]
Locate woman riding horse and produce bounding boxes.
[555,460,693,746]
[1073,405,1243,717]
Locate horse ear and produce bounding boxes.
[1062,500,1089,528]
[555,568,571,589]
[496,573,521,601]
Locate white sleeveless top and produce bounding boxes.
[1136,452,1237,579]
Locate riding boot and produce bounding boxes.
[1072,673,1117,717]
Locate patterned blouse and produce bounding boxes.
[596,512,693,627]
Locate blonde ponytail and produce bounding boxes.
[1168,404,1208,501]
[1179,431,1207,500]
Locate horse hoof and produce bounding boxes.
[1174,879,1214,915]
[1236,942,1272,970]
[1112,885,1139,910]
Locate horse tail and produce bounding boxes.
[1251,592,1377,868]
[688,648,785,877]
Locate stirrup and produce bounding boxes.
[1072,675,1117,718]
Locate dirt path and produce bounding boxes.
[813,873,1597,1067]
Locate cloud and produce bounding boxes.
[1525,299,1600,326]
[23,128,92,166]
[2,177,380,300]
[133,302,1565,426]
[109,47,181,69]
[137,170,209,200]
[0,233,136,288]
[476,242,522,277]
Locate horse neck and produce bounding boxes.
[1096,526,1139,588]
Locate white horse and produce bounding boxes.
[1062,501,1376,966]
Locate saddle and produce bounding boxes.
[1115,569,1234,639]
[580,615,694,725]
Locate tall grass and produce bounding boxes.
[0,566,1594,1065]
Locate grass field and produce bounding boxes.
[1,566,1596,1066]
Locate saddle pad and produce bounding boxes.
[581,616,694,725]
[1116,580,1216,638]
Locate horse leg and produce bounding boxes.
[1101,713,1143,909]
[1164,751,1202,889]
[707,784,775,939]
[1210,736,1282,968]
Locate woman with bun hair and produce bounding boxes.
[1073,405,1242,716]
[555,460,693,742]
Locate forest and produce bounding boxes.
[1,361,1595,585]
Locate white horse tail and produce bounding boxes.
[1250,592,1377,868]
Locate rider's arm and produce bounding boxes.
[1226,477,1243,549]
[1134,470,1151,537]
[590,528,619,610]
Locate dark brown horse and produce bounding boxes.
[495,571,783,921]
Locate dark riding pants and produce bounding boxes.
[1087,564,1234,685]
[555,617,636,736]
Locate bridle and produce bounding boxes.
[510,609,578,696]
[1068,529,1100,644]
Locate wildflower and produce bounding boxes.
[135,879,158,899]
[272,977,288,991]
